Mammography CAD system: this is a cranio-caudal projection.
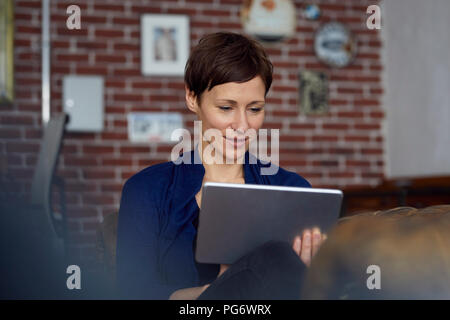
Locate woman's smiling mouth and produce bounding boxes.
[224,136,247,148]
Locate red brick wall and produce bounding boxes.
[2,0,383,265]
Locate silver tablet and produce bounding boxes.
[195,182,343,264]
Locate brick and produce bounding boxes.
[56,27,89,36]
[57,53,89,62]
[370,88,384,95]
[114,93,143,102]
[337,111,364,118]
[76,41,108,50]
[9,168,34,179]
[24,129,42,139]
[137,159,170,167]
[6,142,40,153]
[95,54,127,63]
[337,87,363,95]
[289,123,316,130]
[354,99,380,107]
[93,4,125,11]
[112,69,141,77]
[83,194,116,206]
[82,170,116,180]
[105,80,126,88]
[329,172,355,178]
[345,136,370,142]
[65,182,97,193]
[361,148,383,155]
[329,147,354,155]
[217,22,241,29]
[361,172,384,179]
[0,115,35,126]
[323,123,349,130]
[132,81,163,89]
[280,135,307,142]
[16,26,41,34]
[58,169,80,179]
[119,146,150,154]
[354,123,381,130]
[100,183,124,193]
[94,29,124,38]
[311,136,339,142]
[288,50,312,57]
[166,8,197,15]
[68,232,97,243]
[64,156,99,167]
[312,160,339,167]
[130,5,161,14]
[272,110,298,117]
[279,160,308,167]
[100,132,128,140]
[56,2,88,10]
[67,206,98,218]
[113,120,128,128]
[347,160,371,167]
[151,94,180,102]
[76,66,108,75]
[0,129,22,139]
[261,122,283,130]
[112,17,140,25]
[271,85,297,92]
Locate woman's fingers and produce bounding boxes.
[292,235,301,256]
[218,264,230,277]
[312,227,322,257]
[300,229,312,267]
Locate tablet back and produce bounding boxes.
[195,182,343,264]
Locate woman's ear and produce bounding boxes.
[185,84,199,114]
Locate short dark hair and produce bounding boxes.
[184,32,273,104]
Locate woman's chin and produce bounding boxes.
[223,148,247,163]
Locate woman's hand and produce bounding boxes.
[218,264,230,277]
[292,227,327,267]
[169,264,230,300]
[169,284,211,300]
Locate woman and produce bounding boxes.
[116,32,326,300]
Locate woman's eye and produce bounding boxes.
[250,107,263,113]
[219,106,232,111]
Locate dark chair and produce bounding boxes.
[96,211,119,283]
[30,113,69,256]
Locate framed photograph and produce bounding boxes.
[127,112,183,143]
[299,70,329,115]
[141,14,189,76]
[0,0,14,104]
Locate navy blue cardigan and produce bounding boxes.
[116,146,311,299]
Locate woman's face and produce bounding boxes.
[186,76,266,163]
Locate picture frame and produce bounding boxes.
[299,70,329,115]
[0,0,14,104]
[141,14,190,76]
[127,112,183,143]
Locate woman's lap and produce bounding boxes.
[197,240,306,300]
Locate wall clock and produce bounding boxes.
[314,22,357,68]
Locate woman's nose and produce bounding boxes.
[232,110,249,133]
